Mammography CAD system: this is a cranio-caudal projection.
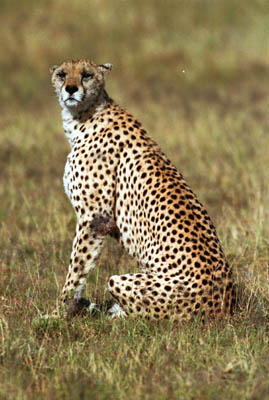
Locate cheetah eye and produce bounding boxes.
[57,71,66,80]
[81,71,94,81]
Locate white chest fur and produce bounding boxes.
[63,154,72,202]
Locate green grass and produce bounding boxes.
[0,0,269,399]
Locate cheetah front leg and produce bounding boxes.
[53,218,105,318]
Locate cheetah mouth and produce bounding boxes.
[64,98,80,106]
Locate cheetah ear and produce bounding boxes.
[98,63,113,74]
[49,65,58,74]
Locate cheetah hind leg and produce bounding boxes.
[108,272,197,321]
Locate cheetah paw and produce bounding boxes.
[107,303,127,319]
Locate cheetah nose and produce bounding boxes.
[65,85,78,95]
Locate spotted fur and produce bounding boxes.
[50,58,235,321]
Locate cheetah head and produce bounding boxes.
[50,59,112,111]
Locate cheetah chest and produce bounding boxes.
[63,154,73,203]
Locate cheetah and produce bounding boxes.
[50,58,235,321]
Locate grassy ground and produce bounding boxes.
[0,0,269,399]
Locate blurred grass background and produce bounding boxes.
[0,0,269,399]
[1,0,269,109]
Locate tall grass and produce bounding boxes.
[0,0,269,399]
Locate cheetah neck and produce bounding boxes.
[61,90,112,147]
